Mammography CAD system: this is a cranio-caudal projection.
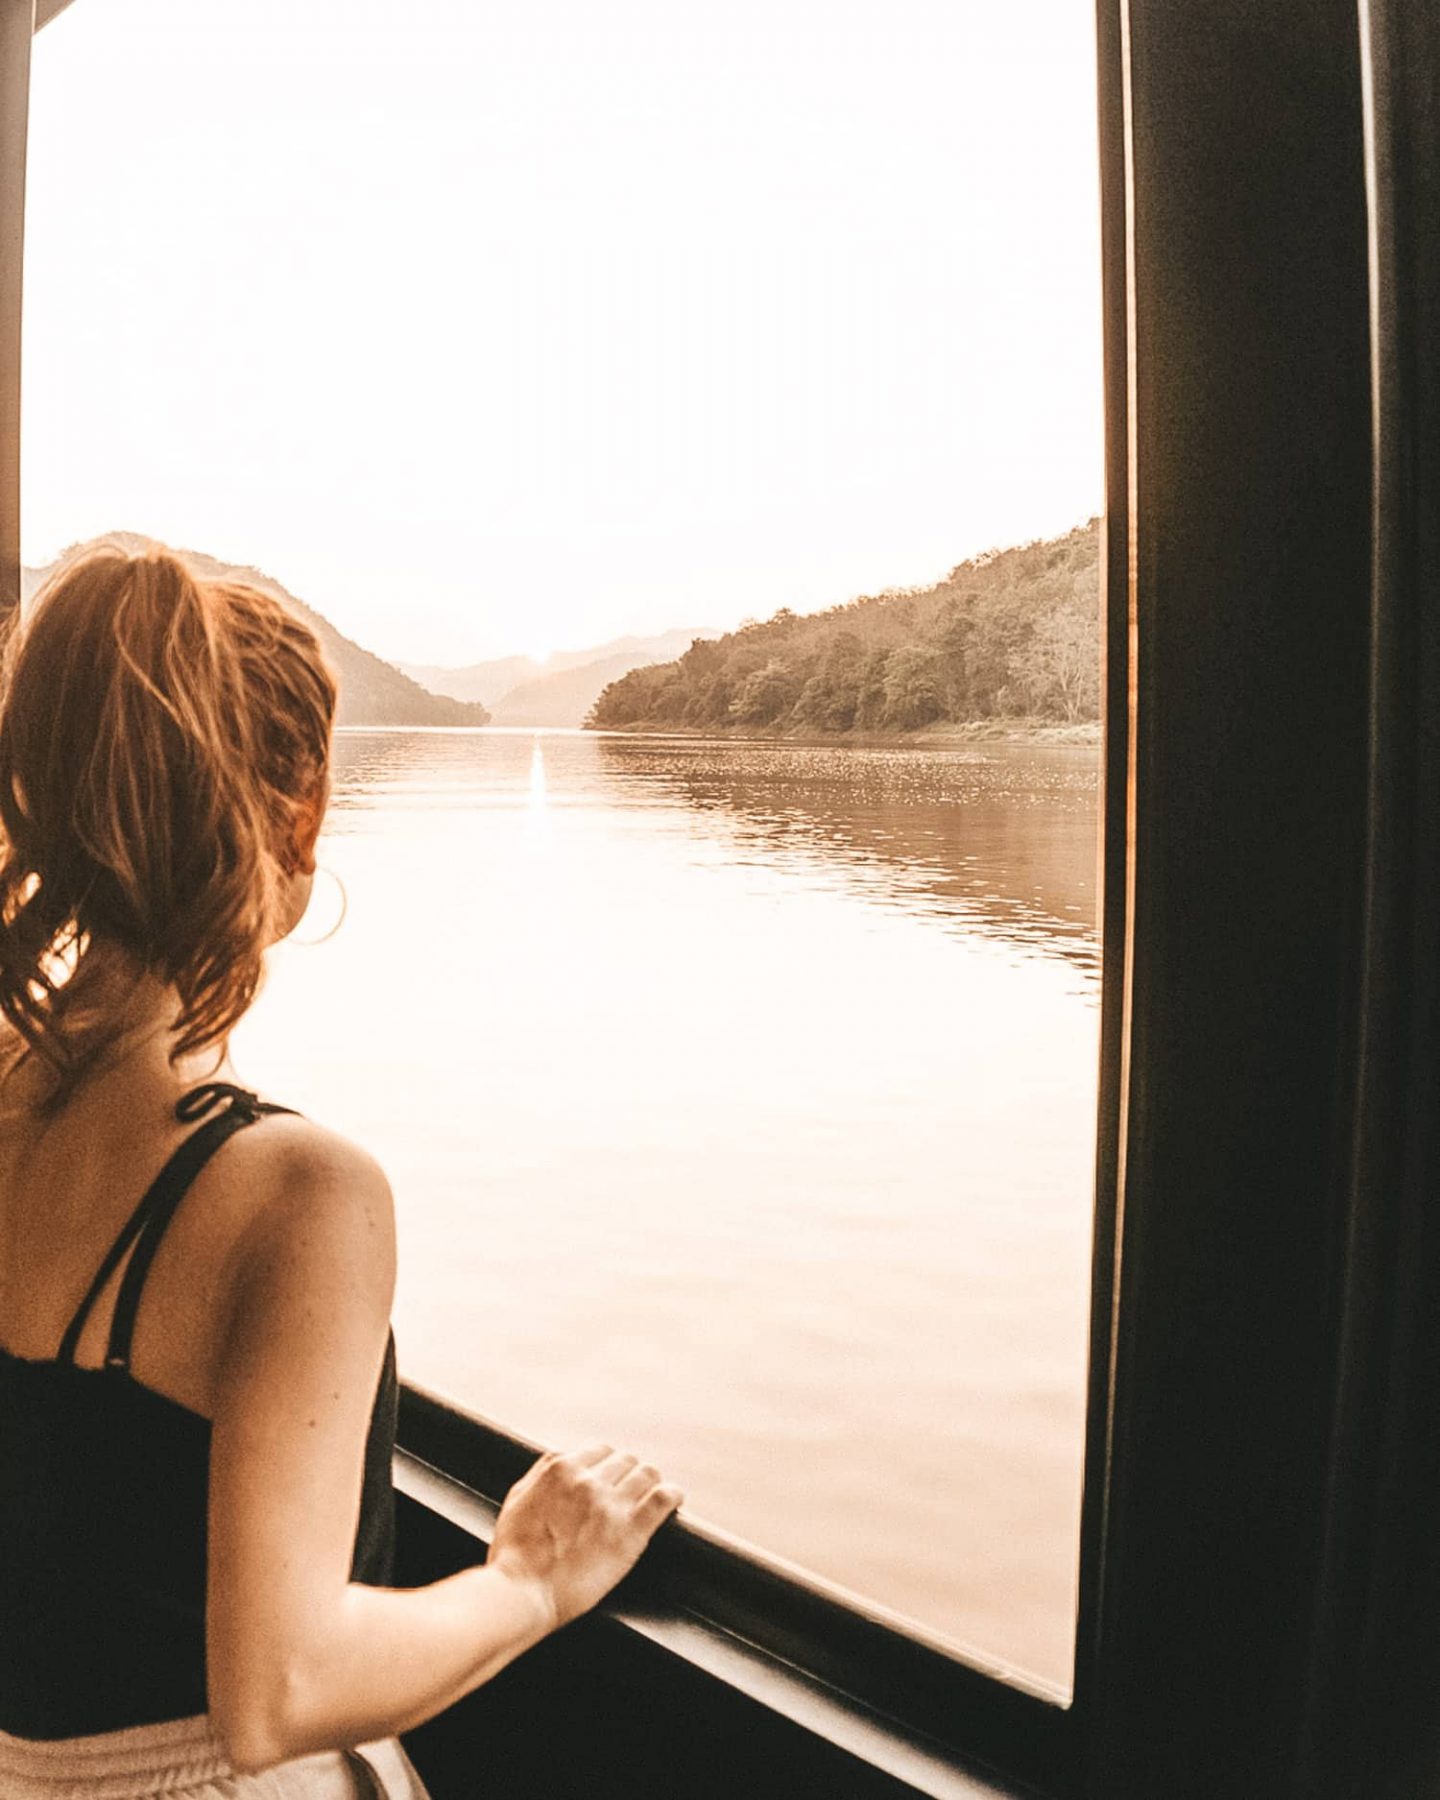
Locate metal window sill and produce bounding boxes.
[396,1447,1053,1800]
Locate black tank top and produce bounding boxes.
[0,1080,398,1740]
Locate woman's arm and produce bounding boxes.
[204,1130,678,1772]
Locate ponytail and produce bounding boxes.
[0,539,338,1111]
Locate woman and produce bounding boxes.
[0,542,683,1797]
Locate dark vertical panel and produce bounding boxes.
[0,0,33,626]
[1088,4,1372,1795]
[1295,4,1440,1794]
[1070,0,1131,1725]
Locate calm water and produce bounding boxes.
[231,728,1100,1694]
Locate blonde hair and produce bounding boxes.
[0,539,338,1112]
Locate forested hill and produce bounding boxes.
[22,538,490,729]
[587,520,1100,735]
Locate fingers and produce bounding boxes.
[545,1443,683,1518]
[593,1450,639,1487]
[638,1483,685,1524]
[586,1451,683,1508]
[616,1460,661,1499]
[509,1443,611,1499]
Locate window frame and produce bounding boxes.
[7,3,1439,1794]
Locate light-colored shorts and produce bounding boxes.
[0,1713,431,1799]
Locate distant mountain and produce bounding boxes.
[487,652,663,728]
[22,536,490,729]
[401,654,540,709]
[406,627,718,728]
[543,629,717,676]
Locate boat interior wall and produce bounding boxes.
[1083,0,1374,1788]
[1293,1,1440,1790]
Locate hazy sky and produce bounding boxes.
[22,1,1102,667]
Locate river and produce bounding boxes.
[230,727,1100,1695]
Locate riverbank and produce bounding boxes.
[585,717,1102,748]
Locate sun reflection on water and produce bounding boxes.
[524,737,551,846]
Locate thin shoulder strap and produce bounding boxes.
[56,1171,173,1366]
[56,1082,298,1370]
[102,1082,300,1374]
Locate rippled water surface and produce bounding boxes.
[232,728,1100,1692]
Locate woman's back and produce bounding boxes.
[0,1038,399,1740]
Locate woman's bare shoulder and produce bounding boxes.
[214,1110,397,1308]
[201,1112,397,1459]
[237,1107,393,1198]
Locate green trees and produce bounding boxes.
[881,645,947,728]
[586,518,1101,734]
[730,658,802,725]
[1020,603,1101,721]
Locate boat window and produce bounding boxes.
[24,0,1103,1697]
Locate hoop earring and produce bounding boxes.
[290,865,348,947]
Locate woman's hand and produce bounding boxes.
[487,1442,684,1629]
